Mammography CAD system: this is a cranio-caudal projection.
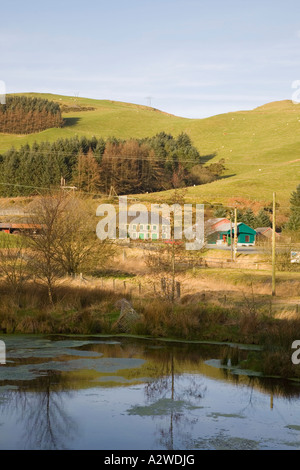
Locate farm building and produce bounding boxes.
[255,227,272,239]
[0,223,43,235]
[207,217,231,228]
[207,222,256,246]
[255,227,280,242]
[118,212,171,241]
[206,217,231,233]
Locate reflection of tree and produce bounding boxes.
[1,372,78,449]
[144,347,206,450]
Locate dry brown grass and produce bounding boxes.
[99,244,300,307]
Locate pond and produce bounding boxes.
[0,334,300,450]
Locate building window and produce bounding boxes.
[140,224,144,231]
[152,225,157,231]
[132,224,137,231]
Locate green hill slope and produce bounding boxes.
[0,93,299,209]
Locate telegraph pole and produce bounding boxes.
[272,192,276,296]
[234,208,238,262]
[145,96,153,107]
[230,216,233,261]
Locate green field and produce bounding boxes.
[1,93,299,209]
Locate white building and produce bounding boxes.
[118,212,170,241]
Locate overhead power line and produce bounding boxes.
[0,148,298,167]
[0,182,294,208]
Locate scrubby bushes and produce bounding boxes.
[0,281,127,334]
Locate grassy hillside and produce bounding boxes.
[0,93,299,209]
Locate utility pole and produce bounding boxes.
[145,96,153,107]
[272,192,276,296]
[234,208,238,262]
[230,215,233,261]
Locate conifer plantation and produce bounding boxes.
[0,133,225,196]
[0,96,63,134]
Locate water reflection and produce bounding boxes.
[143,347,206,450]
[1,336,300,450]
[0,372,78,449]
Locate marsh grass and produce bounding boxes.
[0,281,128,334]
[0,275,300,378]
[135,298,238,341]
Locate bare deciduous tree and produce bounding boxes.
[25,191,114,304]
[0,233,28,302]
[51,195,114,276]
[25,192,67,304]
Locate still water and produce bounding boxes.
[0,334,300,450]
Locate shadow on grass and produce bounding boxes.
[218,173,236,179]
[200,153,217,164]
[63,117,81,127]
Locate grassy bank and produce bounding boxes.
[1,279,300,379]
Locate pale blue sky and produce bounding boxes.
[1,0,300,118]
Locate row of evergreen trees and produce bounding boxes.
[0,96,63,134]
[286,184,300,231]
[0,133,224,197]
[213,205,272,229]
[214,189,300,233]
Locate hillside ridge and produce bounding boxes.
[0,93,299,208]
